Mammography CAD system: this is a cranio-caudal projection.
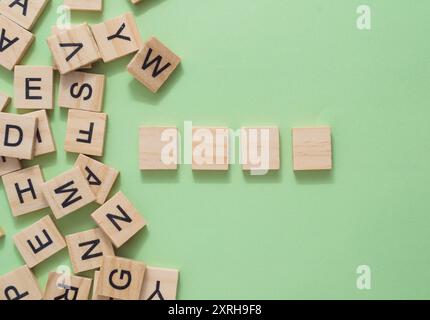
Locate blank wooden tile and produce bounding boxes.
[2,165,48,217]
[0,265,42,300]
[241,127,280,171]
[292,127,332,171]
[43,272,92,300]
[14,66,53,110]
[24,110,56,156]
[0,156,21,176]
[75,154,119,204]
[0,0,48,30]
[65,228,114,273]
[64,0,102,11]
[13,215,66,268]
[192,127,229,170]
[59,71,105,112]
[0,112,37,160]
[47,23,101,75]
[91,12,142,63]
[42,167,96,219]
[0,15,34,70]
[92,270,116,300]
[0,92,10,111]
[140,267,179,300]
[97,256,145,300]
[127,37,181,93]
[64,109,107,157]
[91,191,146,248]
[139,127,178,170]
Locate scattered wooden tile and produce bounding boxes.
[64,109,107,157]
[24,110,56,156]
[0,92,10,111]
[65,228,114,273]
[14,65,54,110]
[292,127,332,171]
[64,0,102,12]
[140,267,179,300]
[47,23,101,75]
[0,265,43,300]
[13,215,66,268]
[74,154,119,204]
[91,191,146,248]
[59,71,105,112]
[192,127,229,170]
[0,156,21,177]
[139,126,178,170]
[0,15,34,71]
[2,165,48,217]
[0,112,37,160]
[42,167,96,219]
[92,270,115,300]
[127,37,181,93]
[43,272,92,300]
[0,0,49,30]
[91,12,143,63]
[241,127,280,171]
[97,256,145,300]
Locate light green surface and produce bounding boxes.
[1,0,430,299]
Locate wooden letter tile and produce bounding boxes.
[59,71,105,112]
[0,156,21,176]
[127,37,180,93]
[96,256,145,300]
[13,215,66,268]
[0,112,37,160]
[47,23,101,75]
[0,92,10,111]
[140,267,179,300]
[14,66,53,110]
[24,110,56,156]
[241,127,280,171]
[0,0,48,30]
[292,127,332,171]
[74,154,119,204]
[192,127,229,170]
[0,15,34,70]
[91,12,143,63]
[42,167,95,219]
[0,265,42,300]
[43,272,92,300]
[64,109,107,157]
[65,228,114,273]
[91,191,146,248]
[64,0,102,11]
[139,126,178,170]
[92,270,118,300]
[2,165,48,217]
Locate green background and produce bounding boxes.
[1,0,430,299]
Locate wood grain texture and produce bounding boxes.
[43,272,92,300]
[24,110,56,156]
[64,0,102,11]
[140,266,179,300]
[0,265,43,300]
[0,0,49,30]
[0,156,21,177]
[192,127,229,170]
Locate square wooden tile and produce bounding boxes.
[140,267,179,300]
[127,37,181,93]
[241,127,280,171]
[92,270,116,300]
[91,191,146,248]
[65,228,114,273]
[0,265,42,300]
[2,165,48,217]
[64,0,102,11]
[0,92,10,111]
[24,110,56,156]
[91,12,143,63]
[13,215,66,268]
[192,127,229,170]
[14,65,53,110]
[43,272,92,300]
[139,126,178,170]
[96,256,145,300]
[47,23,101,74]
[0,112,37,160]
[292,127,332,171]
[0,156,21,177]
[59,71,105,112]
[0,15,34,70]
[74,154,119,204]
[64,109,107,157]
[42,167,96,219]
[0,0,49,30]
